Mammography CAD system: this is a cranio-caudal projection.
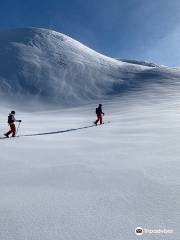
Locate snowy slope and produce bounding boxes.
[0,27,133,105]
[0,28,180,240]
[0,27,180,107]
[1,97,180,240]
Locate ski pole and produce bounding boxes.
[16,122,21,136]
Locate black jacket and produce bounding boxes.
[96,106,104,115]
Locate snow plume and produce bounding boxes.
[0,27,180,108]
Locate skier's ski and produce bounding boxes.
[94,120,110,125]
[0,135,19,140]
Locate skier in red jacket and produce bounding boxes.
[94,104,104,125]
[4,111,22,138]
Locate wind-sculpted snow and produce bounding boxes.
[1,28,180,106]
[119,59,160,67]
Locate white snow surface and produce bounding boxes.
[0,28,180,239]
[0,27,179,107]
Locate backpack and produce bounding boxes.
[8,114,14,125]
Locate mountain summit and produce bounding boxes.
[0,28,179,106]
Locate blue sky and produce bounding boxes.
[0,0,180,66]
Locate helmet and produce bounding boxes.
[11,110,15,114]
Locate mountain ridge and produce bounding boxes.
[0,27,179,107]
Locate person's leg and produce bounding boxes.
[11,124,16,137]
[100,115,103,124]
[5,125,12,137]
[5,130,12,137]
[95,115,100,125]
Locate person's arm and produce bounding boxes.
[101,108,105,115]
[12,115,21,122]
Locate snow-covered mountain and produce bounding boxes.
[1,28,180,240]
[0,27,180,107]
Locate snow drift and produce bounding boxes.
[0,27,180,106]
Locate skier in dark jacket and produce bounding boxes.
[4,111,22,138]
[94,104,104,125]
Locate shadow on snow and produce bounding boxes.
[20,124,95,137]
